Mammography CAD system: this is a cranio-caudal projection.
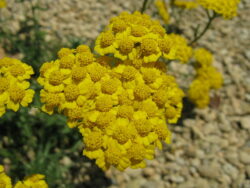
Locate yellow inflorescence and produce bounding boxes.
[197,0,241,19]
[165,34,193,63]
[0,165,12,188]
[188,48,223,108]
[14,174,48,188]
[155,0,170,24]
[0,165,48,188]
[0,57,35,117]
[173,0,240,19]
[0,0,6,8]
[38,42,184,170]
[95,11,192,64]
[194,48,213,67]
[38,46,97,122]
[174,0,199,9]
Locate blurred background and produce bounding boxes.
[0,0,249,187]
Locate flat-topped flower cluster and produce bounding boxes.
[0,0,6,8]
[95,11,192,63]
[38,45,184,170]
[188,48,223,108]
[38,11,187,170]
[0,10,224,171]
[173,0,241,19]
[0,165,48,188]
[197,0,240,19]
[0,57,34,117]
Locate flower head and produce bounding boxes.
[0,0,6,8]
[77,56,183,171]
[155,0,170,24]
[14,174,48,188]
[0,57,34,117]
[94,12,191,64]
[174,0,198,9]
[0,165,12,188]
[197,0,240,19]
[194,48,213,67]
[188,48,223,108]
[1,164,48,188]
[188,78,210,108]
[39,12,186,171]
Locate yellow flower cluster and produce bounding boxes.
[173,0,240,19]
[0,165,11,188]
[37,46,103,127]
[0,0,6,8]
[188,48,223,108]
[167,33,193,63]
[95,11,192,63]
[155,0,170,24]
[14,174,48,188]
[38,41,184,170]
[197,0,241,19]
[0,57,35,117]
[81,61,184,171]
[0,165,48,188]
[174,0,199,9]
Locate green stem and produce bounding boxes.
[141,0,149,13]
[189,11,217,45]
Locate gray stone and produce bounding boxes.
[177,178,209,188]
[246,165,250,177]
[185,145,196,158]
[198,163,221,179]
[223,162,239,180]
[165,162,182,171]
[126,169,142,179]
[126,177,146,188]
[242,180,250,188]
[196,149,205,159]
[203,123,217,135]
[169,175,185,183]
[190,158,201,168]
[183,119,196,127]
[141,180,164,188]
[240,116,250,130]
[244,50,250,60]
[218,114,231,132]
[219,174,232,185]
[194,178,210,188]
[239,150,250,164]
[142,167,155,178]
[224,150,239,166]
[233,172,246,188]
[60,156,72,166]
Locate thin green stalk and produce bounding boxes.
[189,11,218,45]
[141,0,149,13]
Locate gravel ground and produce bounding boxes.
[1,0,250,188]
